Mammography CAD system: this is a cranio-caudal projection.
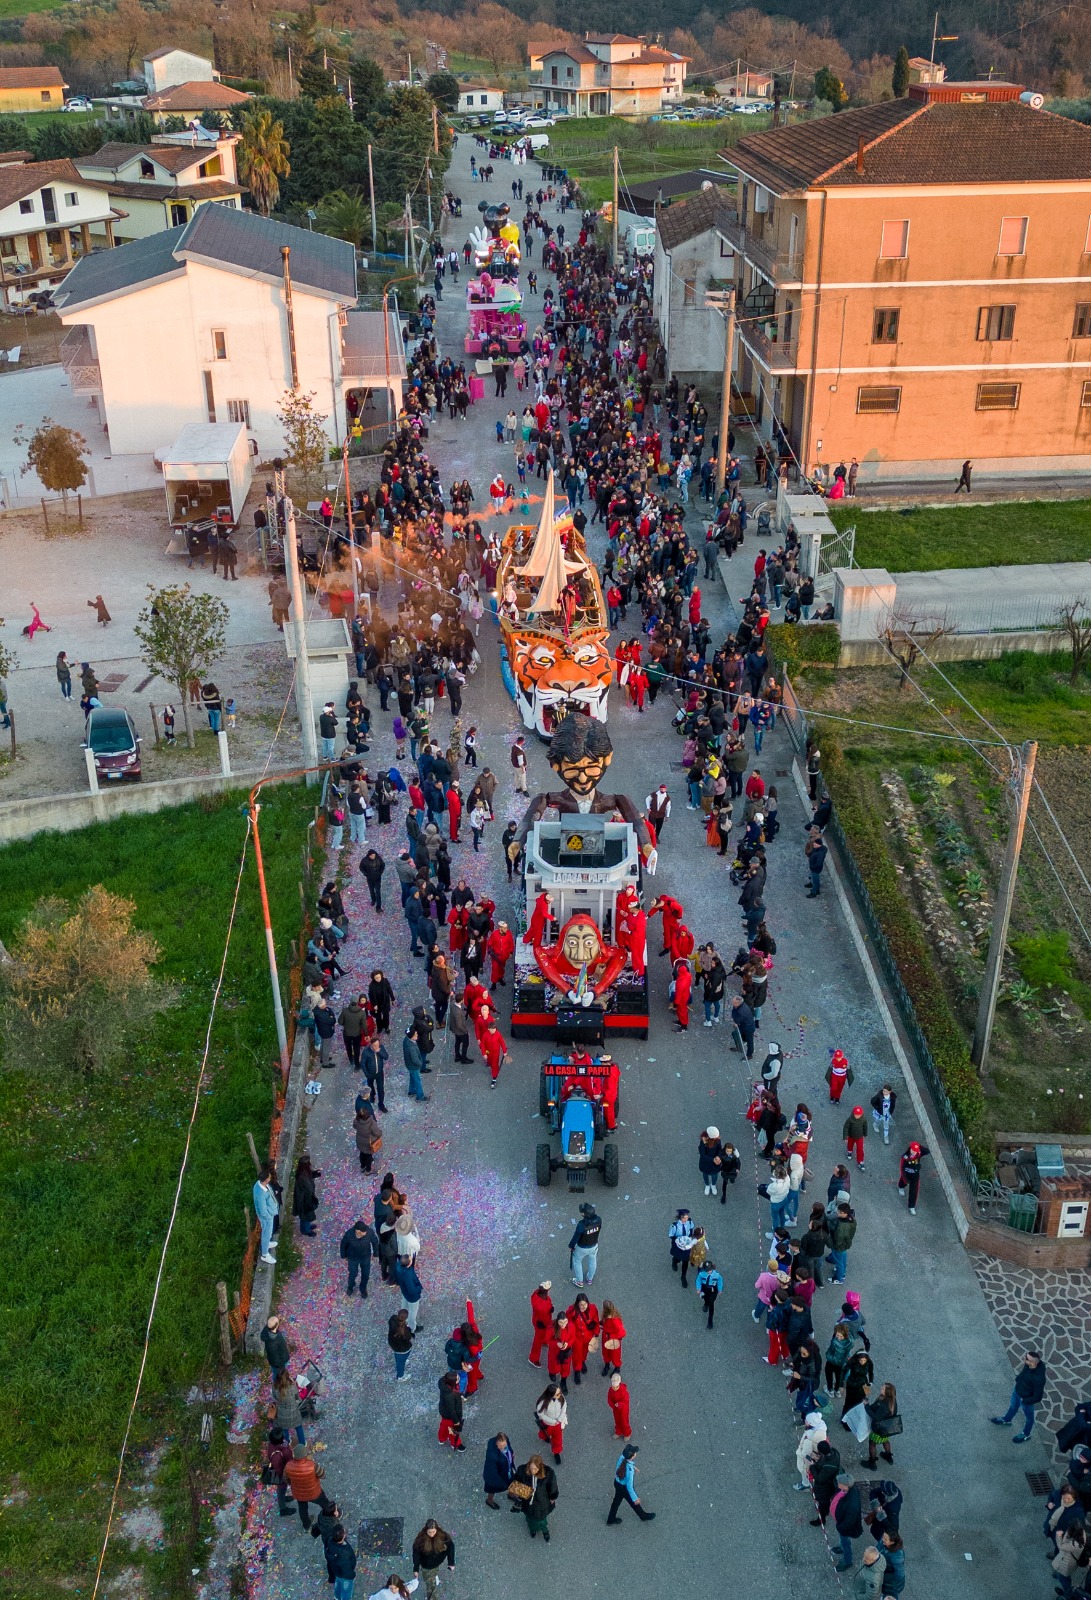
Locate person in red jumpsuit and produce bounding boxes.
[446,784,462,843]
[627,664,648,711]
[523,890,554,946]
[463,1298,484,1394]
[463,977,489,1020]
[672,957,692,1031]
[448,904,470,953]
[546,1313,574,1394]
[529,1281,554,1366]
[607,1372,632,1438]
[688,587,702,627]
[826,1048,851,1103]
[564,1292,600,1385]
[473,1001,496,1050]
[487,921,515,988]
[600,1300,626,1374]
[672,922,695,965]
[481,1020,509,1085]
[649,894,684,958]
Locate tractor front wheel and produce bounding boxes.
[536,1142,553,1186]
[602,1143,619,1187]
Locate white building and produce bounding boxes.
[53,206,405,459]
[0,157,121,309]
[74,135,244,242]
[143,49,219,93]
[458,86,504,114]
[652,187,733,383]
[535,33,688,118]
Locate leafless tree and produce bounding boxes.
[1056,596,1091,686]
[879,606,953,692]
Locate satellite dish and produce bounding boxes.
[701,180,713,190]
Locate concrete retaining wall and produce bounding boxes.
[839,627,1070,667]
[0,766,302,845]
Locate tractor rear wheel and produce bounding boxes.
[536,1142,553,1186]
[602,1143,619,1187]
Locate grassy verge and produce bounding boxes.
[0,0,65,17]
[831,497,1091,572]
[548,114,754,207]
[0,782,313,1597]
[797,651,1091,1144]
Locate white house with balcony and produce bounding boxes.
[52,205,406,460]
[652,187,733,383]
[0,157,120,309]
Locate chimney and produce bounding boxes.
[856,137,866,174]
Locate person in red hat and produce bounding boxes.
[897,1141,930,1213]
[825,1049,853,1104]
[529,1281,554,1366]
[843,1106,868,1168]
[606,1372,632,1438]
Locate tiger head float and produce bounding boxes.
[508,628,613,739]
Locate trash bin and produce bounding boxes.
[1007,1192,1038,1233]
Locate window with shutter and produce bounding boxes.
[975,382,1020,411]
[856,386,901,414]
[997,216,1027,256]
[879,220,909,259]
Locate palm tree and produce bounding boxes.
[316,188,370,247]
[240,109,290,217]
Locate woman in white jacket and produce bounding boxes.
[764,1163,792,1237]
[794,1410,828,1490]
[534,1383,568,1463]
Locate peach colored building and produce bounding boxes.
[717,82,1091,482]
[535,34,688,118]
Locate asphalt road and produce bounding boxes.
[234,135,1048,1600]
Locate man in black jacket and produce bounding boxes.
[808,1440,841,1525]
[339,1219,379,1298]
[833,1473,863,1570]
[360,849,385,911]
[991,1350,1047,1442]
[260,1315,290,1380]
[313,997,337,1068]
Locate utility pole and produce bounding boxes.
[972,740,1037,1073]
[367,143,378,256]
[425,155,433,235]
[283,499,318,786]
[432,100,440,155]
[714,292,736,495]
[612,145,619,263]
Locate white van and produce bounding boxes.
[624,221,656,257]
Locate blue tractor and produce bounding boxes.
[535,1053,619,1192]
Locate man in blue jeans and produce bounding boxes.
[991,1350,1047,1442]
[569,1202,602,1286]
[806,832,828,898]
[403,1026,428,1102]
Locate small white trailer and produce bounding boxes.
[160,422,253,532]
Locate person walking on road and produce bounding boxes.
[991,1350,1047,1443]
[483,1432,516,1508]
[411,1521,455,1598]
[437,1372,465,1451]
[606,1444,656,1524]
[897,1141,930,1213]
[529,1280,554,1366]
[696,1259,724,1328]
[852,1545,886,1600]
[669,1207,696,1285]
[826,1202,857,1285]
[535,1383,568,1462]
[607,1371,632,1437]
[831,1473,863,1570]
[403,1025,428,1102]
[260,1314,290,1380]
[865,1381,902,1470]
[570,1202,602,1286]
[843,1106,868,1168]
[601,1299,626,1374]
[512,1455,558,1541]
[870,1083,897,1143]
[340,1218,378,1297]
[388,1308,414,1380]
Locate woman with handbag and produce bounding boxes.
[511,1454,558,1541]
[483,1432,515,1510]
[353,1104,381,1174]
[564,1293,600,1386]
[865,1382,901,1470]
[534,1383,568,1463]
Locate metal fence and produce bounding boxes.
[780,669,981,1197]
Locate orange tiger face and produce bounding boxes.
[509,629,612,737]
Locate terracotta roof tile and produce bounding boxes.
[0,66,65,90]
[143,80,249,111]
[656,186,729,249]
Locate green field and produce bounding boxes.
[0,784,312,1597]
[547,113,757,206]
[833,497,1091,573]
[0,0,65,17]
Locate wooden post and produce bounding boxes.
[149,702,161,748]
[244,1203,252,1238]
[7,709,15,757]
[77,493,83,528]
[216,1280,233,1365]
[972,740,1038,1075]
[40,496,49,535]
[246,1130,261,1172]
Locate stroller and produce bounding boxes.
[296,1360,328,1421]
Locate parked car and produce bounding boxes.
[525,115,555,128]
[63,96,93,112]
[83,706,142,782]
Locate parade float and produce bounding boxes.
[510,712,651,1041]
[466,200,521,274]
[464,272,527,355]
[497,474,613,739]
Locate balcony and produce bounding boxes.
[60,325,101,393]
[717,215,802,284]
[739,318,798,371]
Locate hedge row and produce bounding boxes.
[823,743,994,1178]
[766,621,840,672]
